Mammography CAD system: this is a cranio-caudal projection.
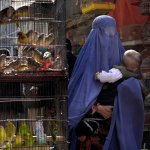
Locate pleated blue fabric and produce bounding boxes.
[68,15,124,129]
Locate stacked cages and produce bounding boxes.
[139,1,150,149]
[0,0,68,150]
[143,105,150,149]
[140,0,150,15]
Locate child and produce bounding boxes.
[75,49,143,144]
[95,49,142,84]
[93,49,142,107]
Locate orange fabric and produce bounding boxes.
[108,0,148,30]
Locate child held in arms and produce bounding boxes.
[76,49,144,143]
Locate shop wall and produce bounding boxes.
[66,0,81,19]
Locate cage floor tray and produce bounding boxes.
[13,145,49,150]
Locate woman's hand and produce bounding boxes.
[96,104,113,119]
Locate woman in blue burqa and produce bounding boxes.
[68,15,144,150]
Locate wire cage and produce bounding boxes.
[140,0,150,15]
[0,0,68,150]
[142,104,150,149]
[141,17,150,46]
[0,0,66,72]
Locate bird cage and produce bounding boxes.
[142,101,150,149]
[0,0,67,72]
[0,0,68,150]
[140,0,150,15]
[141,17,150,46]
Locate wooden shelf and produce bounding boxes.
[0,70,67,82]
[13,145,50,150]
[122,40,143,46]
[0,97,67,102]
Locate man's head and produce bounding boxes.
[122,49,142,71]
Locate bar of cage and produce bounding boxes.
[0,97,67,120]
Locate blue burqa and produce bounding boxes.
[68,15,144,149]
[103,78,144,150]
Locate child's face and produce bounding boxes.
[123,55,139,71]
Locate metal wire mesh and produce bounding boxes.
[142,106,150,149]
[140,0,150,15]
[0,0,67,71]
[0,0,68,149]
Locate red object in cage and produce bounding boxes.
[37,61,53,71]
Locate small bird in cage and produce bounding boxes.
[43,51,53,61]
[17,56,29,71]
[27,57,42,70]
[26,30,39,45]
[17,31,29,57]
[0,126,6,146]
[14,6,30,18]
[19,121,30,137]
[32,48,44,63]
[3,57,19,74]
[24,133,34,146]
[5,121,16,142]
[48,120,58,144]
[17,31,28,44]
[0,6,15,23]
[23,46,43,65]
[45,33,55,46]
[36,33,45,47]
[14,134,23,146]
[0,54,7,71]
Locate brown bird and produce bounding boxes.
[26,30,39,45]
[15,6,29,17]
[17,31,28,44]
[17,31,29,57]
[45,33,54,46]
[0,54,7,71]
[3,58,19,74]
[27,57,42,70]
[17,56,29,71]
[32,48,44,63]
[0,6,15,23]
[36,33,45,46]
[7,6,15,18]
[22,46,34,57]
